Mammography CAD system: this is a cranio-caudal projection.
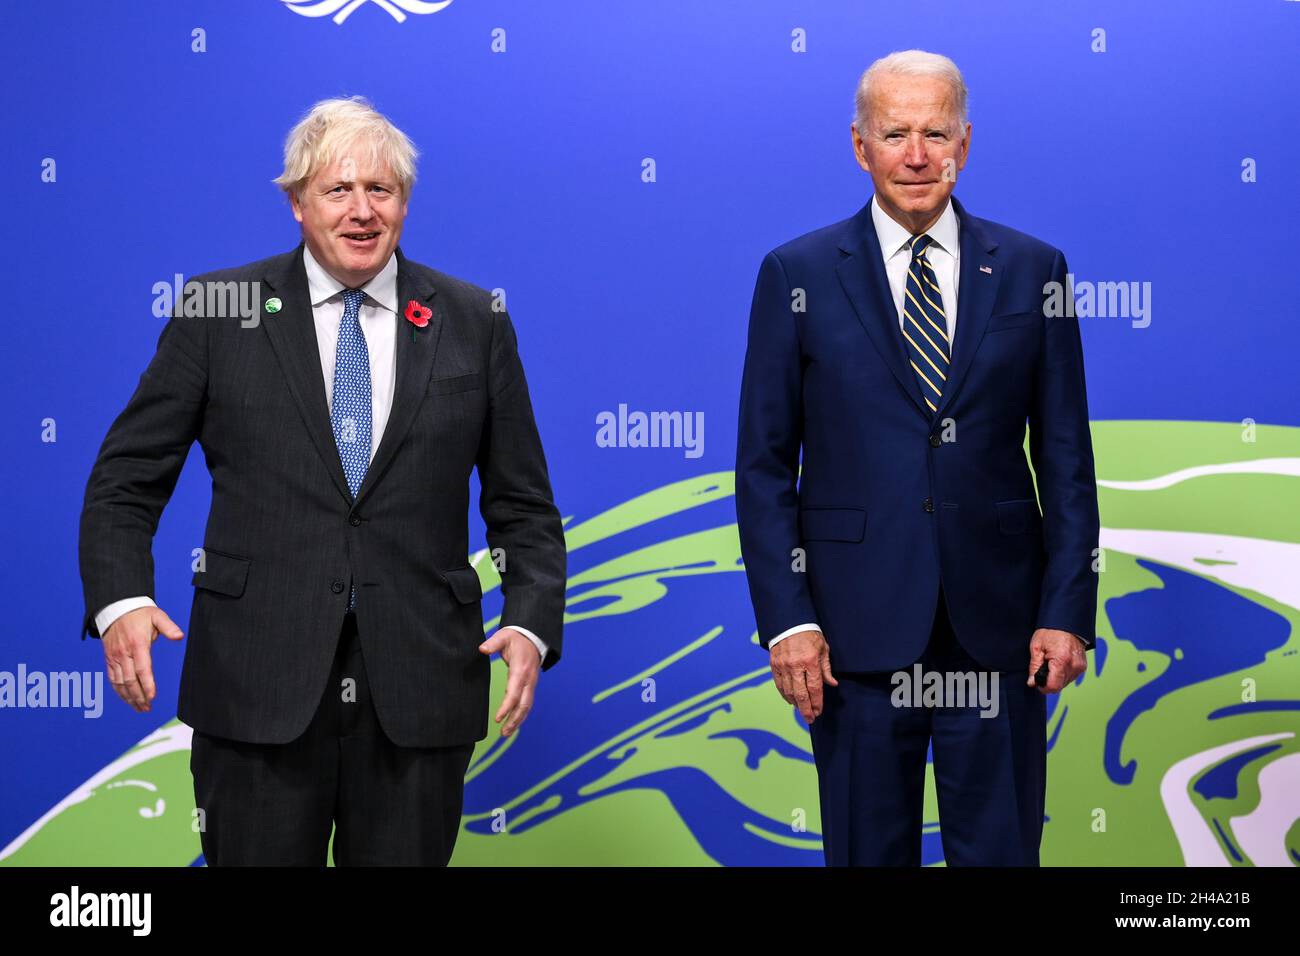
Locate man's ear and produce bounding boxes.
[851,125,871,174]
[289,189,303,224]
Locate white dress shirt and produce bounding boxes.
[767,195,1085,653]
[874,192,961,344]
[96,244,547,662]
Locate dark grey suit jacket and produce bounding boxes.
[78,243,567,747]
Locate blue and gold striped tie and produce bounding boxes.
[902,234,951,415]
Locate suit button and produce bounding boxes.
[929,434,942,447]
[349,514,361,526]
[923,497,934,513]
[331,580,345,594]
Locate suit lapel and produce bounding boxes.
[934,195,1002,422]
[835,194,1003,423]
[836,201,929,419]
[261,243,354,506]
[353,246,441,509]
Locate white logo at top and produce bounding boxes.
[282,0,454,25]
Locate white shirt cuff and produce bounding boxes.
[95,596,157,638]
[767,623,821,650]
[501,624,547,662]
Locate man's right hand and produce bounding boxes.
[102,607,184,713]
[769,630,837,724]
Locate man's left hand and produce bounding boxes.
[480,627,541,737]
[1026,628,1087,694]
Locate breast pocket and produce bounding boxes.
[986,311,1040,334]
[427,372,486,396]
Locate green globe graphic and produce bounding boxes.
[4,421,1298,866]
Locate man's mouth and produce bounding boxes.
[342,231,380,245]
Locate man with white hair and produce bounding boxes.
[736,51,1099,865]
[79,96,567,866]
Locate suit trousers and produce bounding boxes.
[808,586,1047,866]
[190,612,476,866]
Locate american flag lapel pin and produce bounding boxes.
[979,265,993,274]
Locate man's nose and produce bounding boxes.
[348,187,373,221]
[905,133,929,166]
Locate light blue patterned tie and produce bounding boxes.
[902,234,952,417]
[331,288,371,610]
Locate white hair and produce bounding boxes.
[852,50,969,136]
[272,95,419,200]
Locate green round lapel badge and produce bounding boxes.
[265,297,282,314]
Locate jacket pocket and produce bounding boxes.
[800,507,867,543]
[986,311,1039,333]
[440,565,484,604]
[192,548,250,597]
[996,498,1043,534]
[427,372,486,396]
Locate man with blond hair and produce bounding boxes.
[79,96,566,866]
[736,51,1099,865]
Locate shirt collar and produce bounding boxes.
[301,242,398,314]
[870,193,960,262]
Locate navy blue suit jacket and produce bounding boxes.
[736,195,1100,673]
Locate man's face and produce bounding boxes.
[852,73,970,232]
[290,141,408,288]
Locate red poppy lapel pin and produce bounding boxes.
[404,299,432,341]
